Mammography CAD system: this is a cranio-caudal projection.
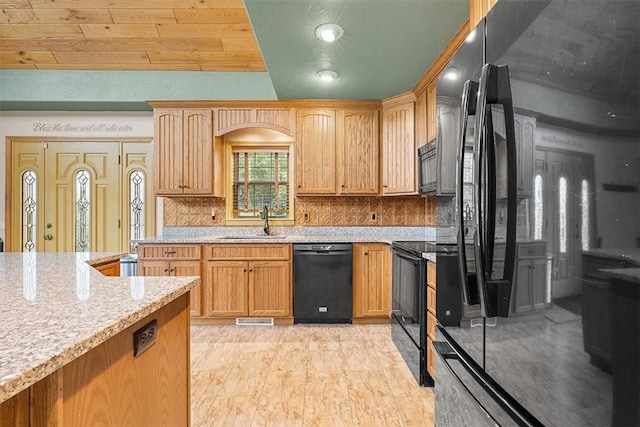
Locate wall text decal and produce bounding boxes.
[32,122,134,133]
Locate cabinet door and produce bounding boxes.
[337,110,380,194]
[154,109,184,195]
[206,261,248,317]
[381,101,416,194]
[296,109,336,194]
[172,260,203,317]
[436,99,459,195]
[182,109,213,195]
[512,260,534,314]
[530,257,547,310]
[415,89,428,147]
[426,81,437,142]
[353,243,391,318]
[516,115,536,196]
[138,259,171,276]
[248,260,291,317]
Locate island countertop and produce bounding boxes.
[0,252,199,403]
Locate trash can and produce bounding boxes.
[120,254,138,276]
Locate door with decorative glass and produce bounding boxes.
[534,148,595,298]
[9,140,153,253]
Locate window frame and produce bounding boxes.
[225,141,295,226]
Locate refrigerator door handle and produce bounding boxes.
[457,79,479,307]
[474,63,518,318]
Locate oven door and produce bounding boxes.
[391,245,431,385]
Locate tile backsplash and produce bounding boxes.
[163,196,435,227]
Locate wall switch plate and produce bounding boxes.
[133,319,157,357]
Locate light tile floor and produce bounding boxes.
[190,324,435,427]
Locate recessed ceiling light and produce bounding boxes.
[444,68,459,81]
[315,24,344,42]
[317,70,338,82]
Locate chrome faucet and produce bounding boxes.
[263,205,271,235]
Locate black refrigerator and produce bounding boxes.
[433,0,640,426]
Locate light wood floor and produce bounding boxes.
[190,324,435,427]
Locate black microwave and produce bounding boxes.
[417,139,437,195]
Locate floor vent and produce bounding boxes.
[235,318,274,326]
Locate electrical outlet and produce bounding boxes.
[370,212,378,223]
[304,213,309,222]
[133,319,157,357]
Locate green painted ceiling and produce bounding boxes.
[244,0,469,99]
[0,1,469,110]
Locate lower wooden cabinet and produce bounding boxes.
[92,260,120,276]
[511,242,547,315]
[205,259,291,318]
[427,260,437,379]
[137,244,203,317]
[205,244,292,321]
[352,243,391,321]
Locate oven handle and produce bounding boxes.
[392,248,423,263]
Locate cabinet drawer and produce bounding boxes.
[427,285,436,315]
[138,244,202,260]
[427,261,436,288]
[206,244,291,260]
[518,242,546,258]
[427,311,436,340]
[427,337,436,379]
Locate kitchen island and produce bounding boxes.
[0,252,199,426]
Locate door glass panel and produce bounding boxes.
[581,179,589,251]
[130,170,145,250]
[558,176,567,253]
[75,170,91,252]
[534,174,543,240]
[21,170,37,252]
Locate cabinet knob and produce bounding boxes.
[243,269,247,272]
[297,185,301,188]
[163,268,169,273]
[249,268,253,272]
[364,252,369,255]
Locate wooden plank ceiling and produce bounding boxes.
[0,0,266,71]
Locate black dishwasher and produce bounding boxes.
[293,243,353,323]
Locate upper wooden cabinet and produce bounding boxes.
[381,92,417,195]
[295,109,337,194]
[214,107,296,137]
[153,108,223,197]
[337,109,380,194]
[470,0,499,27]
[426,81,438,142]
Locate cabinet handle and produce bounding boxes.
[164,250,177,255]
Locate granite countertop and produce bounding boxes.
[136,226,438,245]
[0,252,199,403]
[582,248,640,265]
[601,268,640,284]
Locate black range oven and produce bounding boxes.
[390,241,456,387]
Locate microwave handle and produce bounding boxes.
[456,79,479,307]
